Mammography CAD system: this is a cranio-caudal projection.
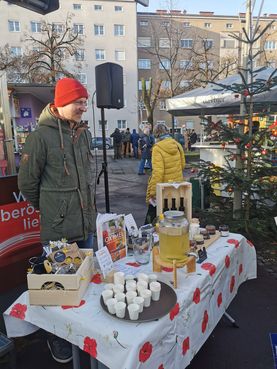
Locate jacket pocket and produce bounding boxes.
[52,200,67,228]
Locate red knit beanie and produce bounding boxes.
[54,78,88,107]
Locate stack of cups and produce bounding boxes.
[102,290,114,305]
[127,303,140,320]
[115,301,126,318]
[114,272,125,285]
[140,289,152,307]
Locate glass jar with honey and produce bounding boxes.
[158,210,189,263]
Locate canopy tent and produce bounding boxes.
[166,67,277,116]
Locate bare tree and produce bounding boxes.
[24,16,83,83]
[141,77,162,128]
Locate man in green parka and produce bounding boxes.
[18,77,96,363]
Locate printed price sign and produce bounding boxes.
[95,246,114,278]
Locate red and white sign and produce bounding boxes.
[0,200,40,255]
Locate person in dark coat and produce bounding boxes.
[138,126,154,175]
[18,78,96,364]
[130,128,140,158]
[110,128,122,159]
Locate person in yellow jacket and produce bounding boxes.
[145,122,185,224]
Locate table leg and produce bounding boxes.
[72,344,81,369]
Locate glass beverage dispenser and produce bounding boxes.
[158,210,189,263]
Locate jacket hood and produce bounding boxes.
[38,104,68,131]
[155,137,180,155]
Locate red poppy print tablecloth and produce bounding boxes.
[4,233,256,369]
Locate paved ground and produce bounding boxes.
[1,155,276,369]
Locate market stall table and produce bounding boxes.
[3,233,256,369]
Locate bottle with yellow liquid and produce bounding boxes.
[158,210,189,263]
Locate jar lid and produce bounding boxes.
[164,210,185,220]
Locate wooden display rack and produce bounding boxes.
[156,182,192,221]
[152,246,196,289]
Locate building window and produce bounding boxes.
[223,39,235,48]
[204,22,211,28]
[199,61,213,69]
[76,73,87,84]
[180,80,190,88]
[95,49,105,60]
[159,59,170,70]
[94,24,104,36]
[179,60,192,69]
[159,100,166,110]
[73,23,84,35]
[138,80,150,90]
[94,4,103,10]
[159,38,170,48]
[52,23,64,33]
[73,3,81,10]
[139,20,148,26]
[264,40,276,50]
[138,59,151,69]
[162,21,170,27]
[117,120,127,129]
[115,49,125,61]
[138,37,151,47]
[114,24,125,36]
[183,22,191,28]
[31,21,41,33]
[161,80,171,89]
[226,23,233,29]
[8,20,20,32]
[10,47,22,57]
[203,39,214,49]
[75,49,85,61]
[180,39,193,48]
[115,5,123,12]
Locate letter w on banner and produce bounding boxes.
[0,201,40,254]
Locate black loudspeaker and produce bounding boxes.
[95,62,124,109]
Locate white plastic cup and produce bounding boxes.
[115,301,126,318]
[150,281,161,301]
[137,273,149,284]
[140,289,152,307]
[114,272,125,285]
[133,296,144,313]
[137,280,148,290]
[113,283,124,294]
[101,290,114,305]
[106,298,117,314]
[148,274,158,284]
[125,274,135,281]
[127,303,140,320]
[115,292,126,303]
[126,281,137,292]
[104,283,114,291]
[126,290,137,304]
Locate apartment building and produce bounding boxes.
[137,10,277,134]
[0,0,139,146]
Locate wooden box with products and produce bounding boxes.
[27,249,94,306]
[156,181,192,221]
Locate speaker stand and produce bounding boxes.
[97,107,110,213]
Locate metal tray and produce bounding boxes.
[100,280,177,322]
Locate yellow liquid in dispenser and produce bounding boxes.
[159,227,189,263]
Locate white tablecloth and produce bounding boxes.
[4,233,256,369]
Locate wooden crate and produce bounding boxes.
[27,249,94,306]
[156,182,192,221]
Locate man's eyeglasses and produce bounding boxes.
[73,100,88,107]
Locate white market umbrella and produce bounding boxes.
[166,67,277,116]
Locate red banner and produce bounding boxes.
[0,200,40,256]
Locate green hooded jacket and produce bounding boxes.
[18,104,96,243]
